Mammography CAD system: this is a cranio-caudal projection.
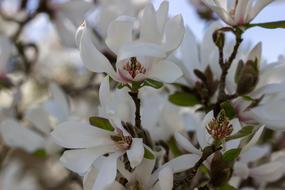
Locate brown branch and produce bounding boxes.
[174,145,222,188]
[128,91,142,129]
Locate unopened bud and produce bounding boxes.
[236,59,259,95]
[213,30,225,49]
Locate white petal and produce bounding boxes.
[201,2,234,25]
[233,161,250,179]
[117,42,166,62]
[250,100,285,131]
[248,42,262,63]
[162,14,185,52]
[60,146,116,175]
[75,22,85,47]
[99,76,111,112]
[80,26,116,75]
[51,121,112,149]
[165,154,200,173]
[106,16,135,54]
[44,83,69,122]
[156,1,169,32]
[240,145,270,163]
[140,3,161,43]
[242,126,264,153]
[0,119,45,153]
[175,132,201,155]
[158,167,173,190]
[126,138,144,168]
[134,158,156,184]
[92,153,121,190]
[249,0,274,22]
[148,60,182,83]
[26,107,51,134]
[250,161,284,183]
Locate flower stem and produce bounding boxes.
[129,91,142,130]
[218,28,243,102]
[174,144,222,188]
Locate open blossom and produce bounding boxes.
[51,119,145,183]
[77,1,184,84]
[201,0,275,26]
[84,154,200,190]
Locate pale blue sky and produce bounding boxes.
[154,0,285,62]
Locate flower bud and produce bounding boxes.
[235,59,259,95]
[213,30,225,50]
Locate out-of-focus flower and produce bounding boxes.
[233,145,285,186]
[201,0,274,26]
[0,160,40,190]
[47,0,94,47]
[77,1,183,84]
[0,83,69,154]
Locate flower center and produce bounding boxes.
[123,57,146,79]
[111,128,133,150]
[127,181,144,190]
[206,110,233,140]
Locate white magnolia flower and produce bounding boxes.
[0,83,68,154]
[0,160,40,190]
[201,0,275,26]
[175,111,264,156]
[51,119,145,177]
[83,154,200,190]
[233,145,285,186]
[77,1,183,84]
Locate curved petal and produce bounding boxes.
[148,60,182,83]
[60,146,117,175]
[92,153,122,190]
[26,107,51,134]
[158,167,173,190]
[117,42,166,62]
[175,132,201,155]
[248,42,262,63]
[126,138,144,168]
[80,26,116,76]
[106,16,135,54]
[249,0,274,22]
[242,126,264,153]
[0,119,45,153]
[233,161,250,179]
[99,76,111,111]
[250,161,284,183]
[140,3,161,43]
[162,14,185,52]
[156,1,169,33]
[44,83,69,122]
[51,121,113,149]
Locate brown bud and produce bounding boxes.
[236,60,259,95]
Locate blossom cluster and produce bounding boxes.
[0,0,285,190]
